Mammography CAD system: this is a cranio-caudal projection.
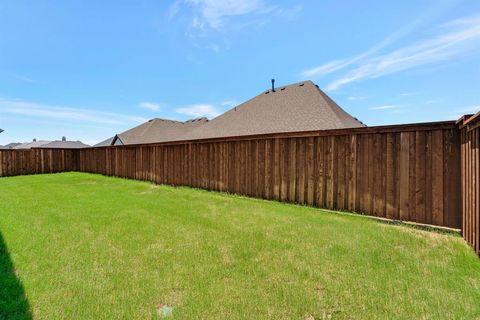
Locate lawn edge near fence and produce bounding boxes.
[0,172,462,237]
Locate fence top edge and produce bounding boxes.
[0,120,458,153]
[0,148,82,151]
[76,120,457,150]
[459,111,480,129]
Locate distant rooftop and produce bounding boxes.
[41,140,90,149]
[13,140,52,149]
[180,80,365,141]
[94,137,115,147]
[93,80,364,146]
[106,117,209,146]
[0,142,21,150]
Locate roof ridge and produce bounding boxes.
[310,83,366,127]
[151,118,184,123]
[203,80,312,122]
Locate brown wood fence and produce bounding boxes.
[77,121,461,229]
[460,114,480,255]
[0,149,79,177]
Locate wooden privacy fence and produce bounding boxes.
[0,149,79,177]
[460,113,480,255]
[78,121,461,229]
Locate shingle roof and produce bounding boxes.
[114,117,209,145]
[41,140,90,149]
[13,140,52,149]
[94,137,115,147]
[0,143,22,149]
[180,81,365,141]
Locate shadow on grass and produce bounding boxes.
[0,232,32,320]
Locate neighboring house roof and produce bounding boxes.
[94,137,115,147]
[112,117,209,145]
[0,143,22,149]
[180,80,365,141]
[0,128,3,133]
[41,140,90,149]
[13,140,52,149]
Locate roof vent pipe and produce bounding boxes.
[271,79,275,92]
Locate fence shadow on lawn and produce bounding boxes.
[0,232,32,320]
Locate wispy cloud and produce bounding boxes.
[301,14,480,91]
[458,105,480,113]
[0,99,147,126]
[399,92,418,97]
[170,0,301,38]
[175,104,221,118]
[369,105,401,110]
[14,75,34,83]
[322,14,480,91]
[220,100,239,107]
[301,1,465,80]
[301,15,428,79]
[449,105,480,119]
[347,96,368,101]
[138,101,162,111]
[186,0,268,30]
[302,36,398,79]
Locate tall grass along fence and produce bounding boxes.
[1,119,478,255]
[459,113,480,255]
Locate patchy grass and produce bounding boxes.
[0,172,479,319]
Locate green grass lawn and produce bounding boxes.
[1,173,479,319]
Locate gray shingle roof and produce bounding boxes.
[93,80,364,146]
[114,117,209,145]
[13,140,52,149]
[180,81,365,141]
[94,137,115,147]
[0,143,22,149]
[41,140,90,149]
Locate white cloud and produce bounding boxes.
[400,92,418,96]
[449,105,480,119]
[138,102,162,111]
[181,0,268,30]
[324,14,480,91]
[301,1,465,79]
[347,96,368,101]
[170,0,301,37]
[301,15,427,79]
[370,105,400,110]
[175,104,221,118]
[14,75,34,83]
[220,99,239,107]
[458,105,480,113]
[0,98,147,126]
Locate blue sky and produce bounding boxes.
[0,0,479,145]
